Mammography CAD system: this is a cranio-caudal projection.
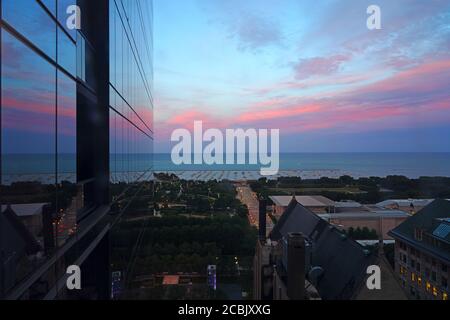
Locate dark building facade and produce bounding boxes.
[389,200,450,301]
[0,0,153,300]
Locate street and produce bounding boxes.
[235,183,273,235]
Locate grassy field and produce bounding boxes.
[269,187,367,195]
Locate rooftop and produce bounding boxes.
[1,203,49,217]
[335,201,363,208]
[377,199,435,208]
[389,199,450,262]
[270,195,335,208]
[432,219,450,241]
[319,210,410,220]
[270,198,374,300]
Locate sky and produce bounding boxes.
[1,0,78,154]
[1,0,151,155]
[154,0,450,153]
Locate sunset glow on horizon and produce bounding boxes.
[154,0,450,153]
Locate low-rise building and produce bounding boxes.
[270,196,436,242]
[334,200,365,213]
[377,199,435,215]
[270,195,335,216]
[319,210,410,240]
[1,203,48,238]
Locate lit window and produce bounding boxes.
[443,292,448,301]
[411,273,416,282]
[433,287,439,297]
[417,277,422,286]
[426,282,432,292]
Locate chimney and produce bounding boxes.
[259,198,267,240]
[287,232,306,300]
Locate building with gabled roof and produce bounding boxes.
[270,195,335,216]
[254,196,406,300]
[269,198,374,300]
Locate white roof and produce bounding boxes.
[319,210,410,219]
[1,203,48,217]
[357,240,395,246]
[335,201,363,208]
[376,199,435,208]
[270,195,335,207]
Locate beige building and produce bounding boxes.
[320,210,410,240]
[269,196,409,240]
[270,195,335,216]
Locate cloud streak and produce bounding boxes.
[293,55,351,80]
[230,13,283,51]
[157,58,450,145]
[154,0,450,152]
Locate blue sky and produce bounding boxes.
[2,1,449,154]
[153,0,450,153]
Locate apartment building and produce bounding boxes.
[389,199,450,300]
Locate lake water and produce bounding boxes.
[2,153,450,181]
[154,153,450,178]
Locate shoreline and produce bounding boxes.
[3,168,450,185]
[154,170,354,181]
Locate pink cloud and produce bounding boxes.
[167,109,216,127]
[3,91,76,118]
[3,96,55,116]
[364,59,450,93]
[293,54,351,80]
[156,58,450,148]
[237,104,321,122]
[250,71,383,96]
[2,109,55,134]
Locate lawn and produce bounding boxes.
[268,187,367,195]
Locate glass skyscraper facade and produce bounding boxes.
[108,0,154,299]
[0,0,153,300]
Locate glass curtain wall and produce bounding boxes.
[0,0,79,298]
[0,0,154,300]
[108,0,154,300]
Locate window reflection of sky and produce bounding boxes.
[2,30,56,155]
[3,0,56,59]
[1,0,153,180]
